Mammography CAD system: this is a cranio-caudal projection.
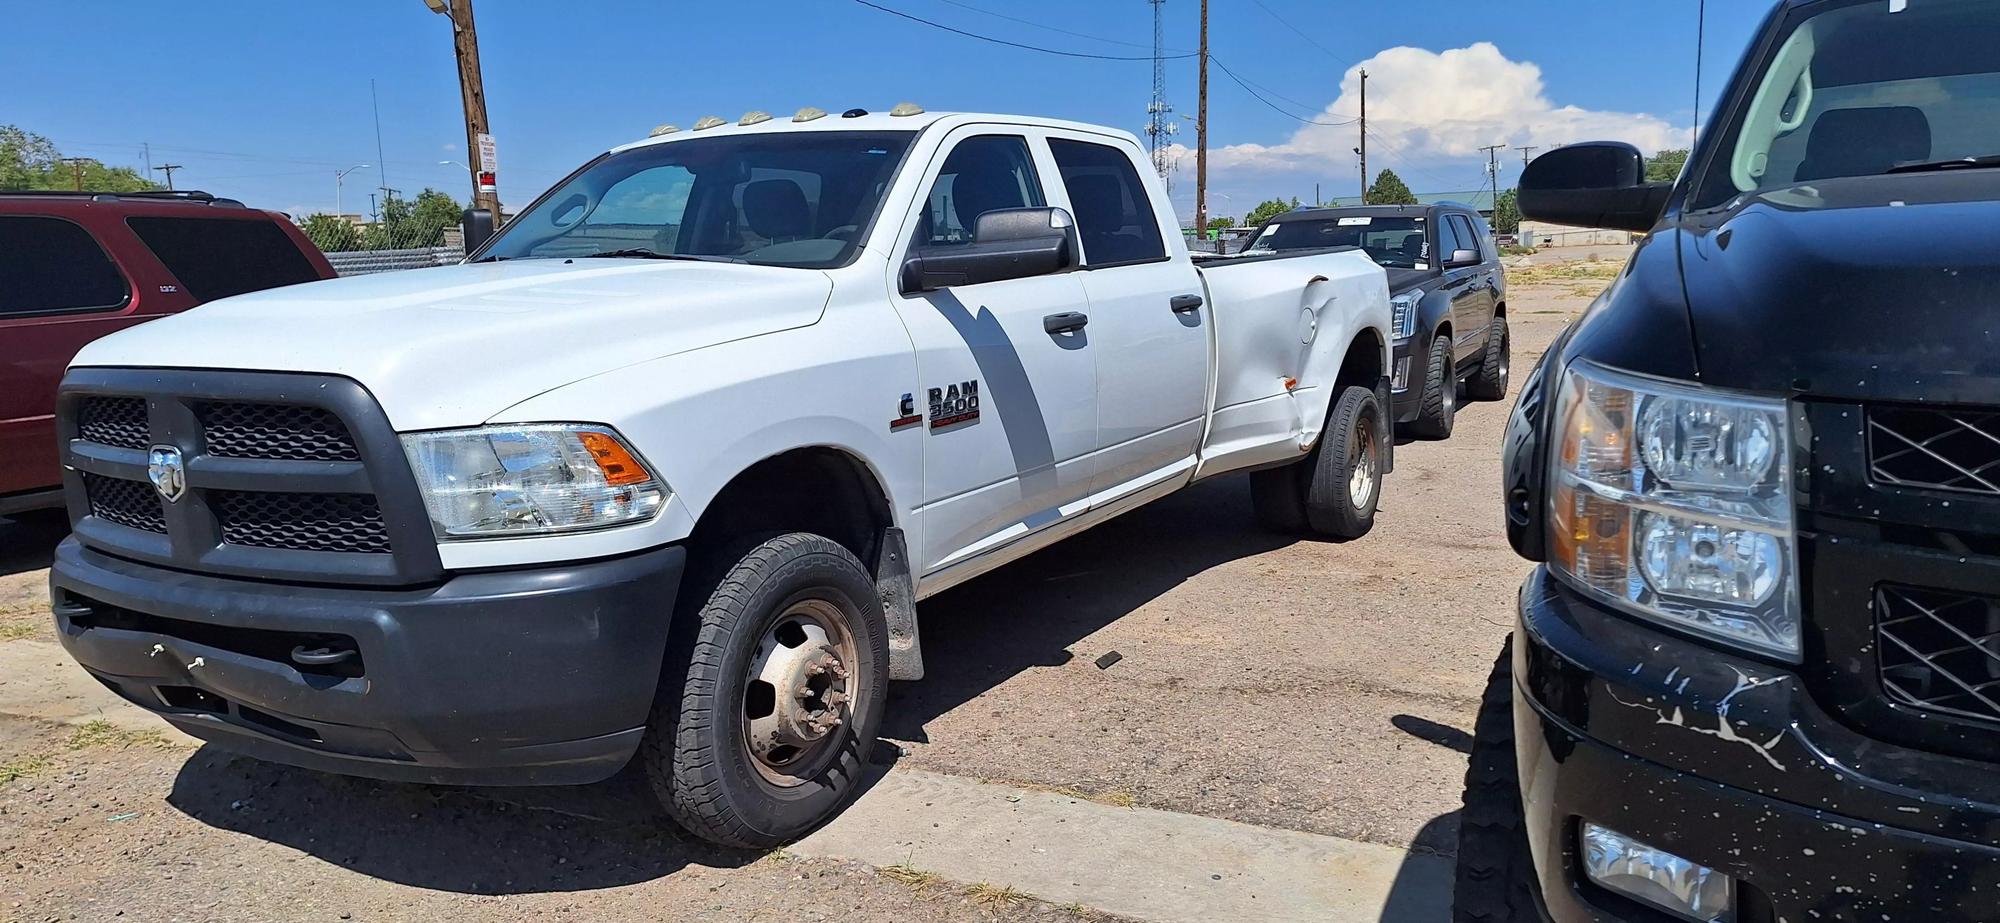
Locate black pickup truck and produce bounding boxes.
[1243,203,1509,439]
[1459,1,2000,920]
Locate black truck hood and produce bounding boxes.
[1384,267,1432,294]
[1681,171,2000,404]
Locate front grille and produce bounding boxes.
[83,473,166,533]
[212,490,391,554]
[1878,584,2000,725]
[77,397,150,450]
[199,401,360,462]
[1869,405,2000,496]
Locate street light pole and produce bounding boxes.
[426,0,500,217]
[335,163,371,217]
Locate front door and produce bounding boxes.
[1436,213,1485,365]
[886,131,1098,574]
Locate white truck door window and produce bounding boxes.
[888,132,1098,574]
[1047,136,1207,500]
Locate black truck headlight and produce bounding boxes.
[1390,292,1419,339]
[401,424,667,540]
[1547,361,1799,659]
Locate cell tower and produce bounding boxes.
[1144,0,1177,186]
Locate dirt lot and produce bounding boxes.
[0,251,1617,922]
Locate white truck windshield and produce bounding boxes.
[476,131,914,268]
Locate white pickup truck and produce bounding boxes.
[48,107,1390,846]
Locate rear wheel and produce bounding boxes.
[1407,338,1457,440]
[1303,385,1382,539]
[1453,637,1540,921]
[1466,316,1511,402]
[642,532,888,848]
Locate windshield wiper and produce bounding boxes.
[577,248,744,263]
[1886,154,2000,175]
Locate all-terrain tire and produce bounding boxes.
[1406,338,1457,439]
[1453,637,1540,922]
[641,532,889,848]
[1466,316,1511,402]
[1249,463,1311,533]
[1303,385,1382,539]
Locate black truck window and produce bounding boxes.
[126,216,320,302]
[1048,138,1166,267]
[0,215,129,317]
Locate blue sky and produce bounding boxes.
[5,0,1770,222]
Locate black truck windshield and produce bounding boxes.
[475,131,914,269]
[1695,0,2000,208]
[1244,215,1428,268]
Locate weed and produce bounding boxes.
[0,624,36,642]
[965,882,1027,909]
[66,720,174,752]
[882,861,946,896]
[0,755,51,785]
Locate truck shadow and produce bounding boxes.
[0,512,70,577]
[167,749,756,894]
[885,474,1293,742]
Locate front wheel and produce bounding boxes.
[1453,637,1540,921]
[641,532,889,848]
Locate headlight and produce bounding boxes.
[1548,361,1799,658]
[400,424,667,540]
[1390,293,1419,339]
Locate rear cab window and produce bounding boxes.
[0,215,129,317]
[1248,214,1429,269]
[1048,138,1166,267]
[126,216,320,302]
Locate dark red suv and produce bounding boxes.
[0,191,335,515]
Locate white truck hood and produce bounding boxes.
[71,259,834,431]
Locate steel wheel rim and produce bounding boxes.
[742,597,859,788]
[1349,415,1378,511]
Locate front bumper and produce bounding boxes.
[49,537,684,786]
[1390,335,1426,424]
[1514,565,2000,921]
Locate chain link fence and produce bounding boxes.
[299,189,473,276]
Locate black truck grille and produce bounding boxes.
[1869,405,2000,496]
[212,490,391,554]
[57,370,440,585]
[1878,584,2000,726]
[77,397,150,450]
[83,472,166,534]
[198,401,361,462]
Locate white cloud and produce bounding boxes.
[1166,42,1689,209]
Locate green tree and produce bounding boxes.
[0,125,157,193]
[1243,196,1299,227]
[1492,188,1521,235]
[1647,149,1689,183]
[301,214,361,253]
[1364,169,1417,206]
[1206,215,1234,230]
[362,188,464,250]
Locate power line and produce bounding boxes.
[1211,58,1358,126]
[848,0,1192,60]
[1244,0,1363,70]
[929,0,1181,52]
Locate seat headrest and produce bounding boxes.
[1794,106,1932,183]
[743,180,810,241]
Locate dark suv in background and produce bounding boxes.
[1244,203,1508,439]
[0,190,333,516]
[1460,0,2000,920]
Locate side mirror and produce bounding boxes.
[1446,248,1481,268]
[461,207,497,254]
[901,207,1077,293]
[1519,142,1672,233]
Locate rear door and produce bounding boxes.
[1042,133,1208,500]
[885,129,1098,574]
[0,213,146,498]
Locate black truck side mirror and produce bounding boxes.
[1519,142,1673,233]
[900,207,1078,293]
[461,207,497,255]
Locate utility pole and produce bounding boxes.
[1357,69,1368,201]
[157,163,183,191]
[60,158,88,191]
[1479,143,1505,215]
[1194,0,1208,237]
[1515,145,1539,170]
[427,0,500,217]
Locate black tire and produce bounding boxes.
[1466,316,1511,402]
[1303,385,1382,539]
[1454,637,1539,922]
[642,532,889,848]
[1406,337,1457,440]
[1249,463,1310,533]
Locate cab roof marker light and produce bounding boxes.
[648,124,679,138]
[889,102,925,117]
[692,115,726,131]
[739,110,773,126]
[793,107,828,123]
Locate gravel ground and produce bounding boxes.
[0,262,1605,920]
